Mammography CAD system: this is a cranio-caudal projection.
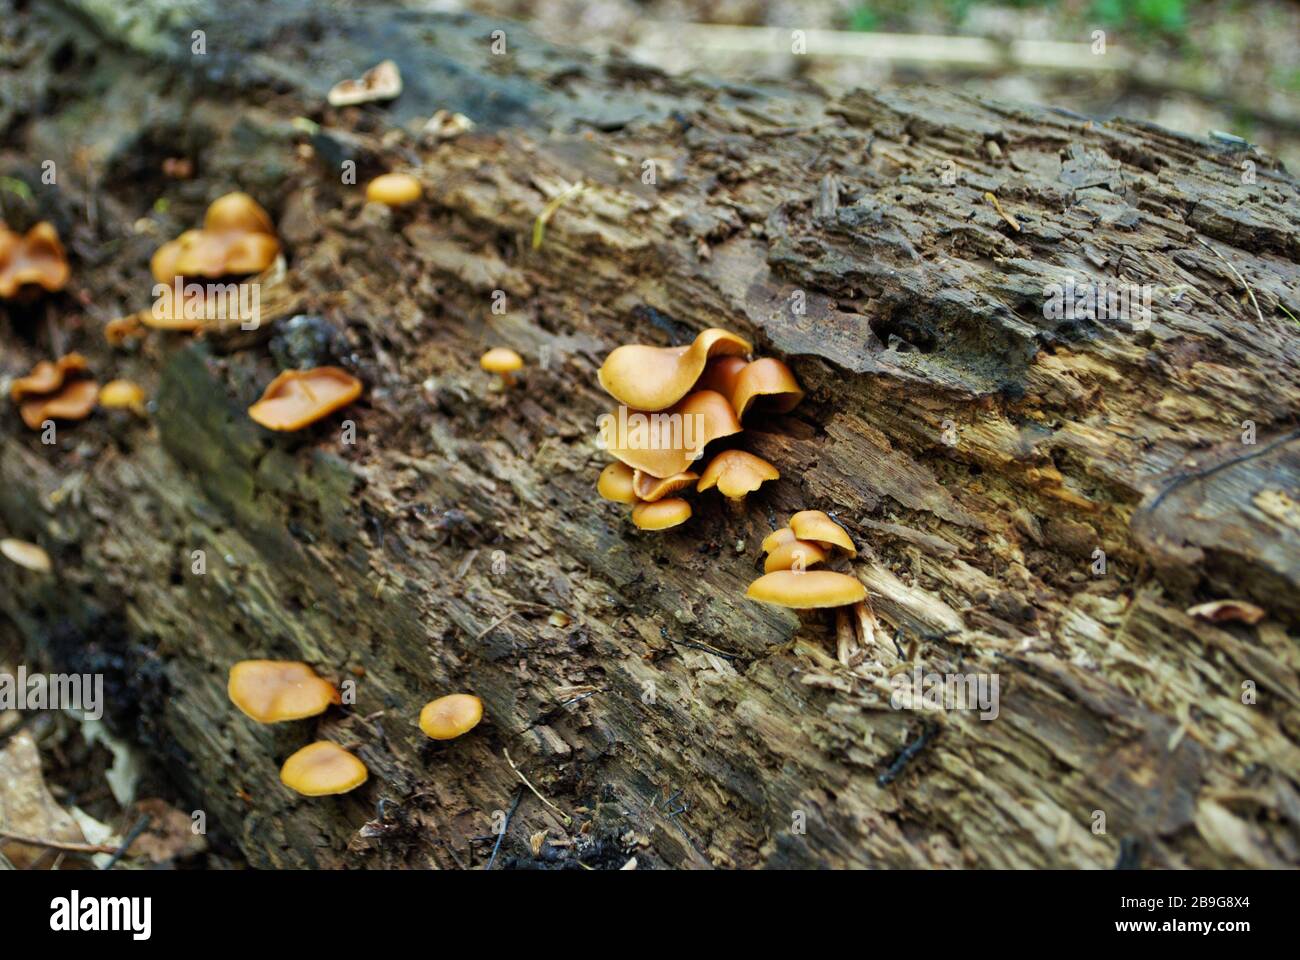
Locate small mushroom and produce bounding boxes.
[695,355,749,401]
[422,110,475,142]
[631,497,692,530]
[98,379,147,416]
[697,449,779,501]
[18,379,98,430]
[10,353,88,401]
[418,694,484,740]
[632,469,699,502]
[0,222,70,299]
[603,389,741,478]
[789,510,857,557]
[247,367,362,431]
[228,660,340,724]
[761,528,829,573]
[598,328,751,411]
[0,538,51,573]
[150,192,279,286]
[597,462,637,503]
[279,741,368,797]
[730,358,803,417]
[480,348,524,387]
[745,570,866,608]
[365,173,422,208]
[327,59,402,107]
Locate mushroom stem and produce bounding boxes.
[499,371,516,388]
[723,495,746,516]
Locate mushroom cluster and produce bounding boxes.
[594,327,796,530]
[0,221,69,299]
[9,353,98,430]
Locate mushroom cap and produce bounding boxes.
[11,353,88,402]
[789,510,857,556]
[228,660,340,723]
[760,527,796,554]
[731,357,803,417]
[480,347,524,374]
[597,462,637,504]
[597,328,751,411]
[418,694,484,740]
[0,538,52,573]
[632,468,698,502]
[203,192,275,236]
[695,355,750,401]
[603,389,741,478]
[327,59,402,107]
[763,537,829,574]
[247,367,362,431]
[745,570,866,608]
[19,379,98,430]
[98,379,147,413]
[697,449,779,499]
[279,741,368,797]
[366,173,423,207]
[0,222,70,298]
[631,497,692,530]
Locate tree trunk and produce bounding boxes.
[2,0,1298,869]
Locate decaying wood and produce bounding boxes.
[1,0,1298,869]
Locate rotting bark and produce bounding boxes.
[1,0,1298,869]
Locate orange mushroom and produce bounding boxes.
[228,660,340,724]
[247,367,362,431]
[730,358,803,417]
[0,222,70,298]
[697,449,779,501]
[631,498,692,530]
[480,348,524,387]
[150,192,279,285]
[601,390,741,478]
[366,173,422,207]
[789,510,857,557]
[418,694,484,740]
[597,462,637,504]
[761,528,829,573]
[18,379,98,430]
[597,328,751,411]
[696,355,749,402]
[632,469,699,502]
[279,741,368,796]
[10,353,88,402]
[745,570,866,608]
[98,379,147,416]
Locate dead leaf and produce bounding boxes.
[0,730,86,868]
[126,799,207,864]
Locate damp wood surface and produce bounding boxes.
[1,0,1298,869]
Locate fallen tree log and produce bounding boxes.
[1,0,1298,869]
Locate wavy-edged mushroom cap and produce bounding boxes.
[597,462,637,503]
[99,379,147,415]
[631,497,691,531]
[790,510,857,556]
[696,355,749,400]
[763,536,829,574]
[745,570,866,608]
[0,538,51,573]
[279,741,368,796]
[327,59,402,107]
[597,328,751,411]
[228,660,340,723]
[603,390,741,478]
[18,379,98,430]
[11,353,88,402]
[632,469,698,502]
[366,173,422,207]
[248,367,362,431]
[697,449,779,500]
[151,193,279,284]
[0,222,70,298]
[203,192,275,236]
[418,694,484,740]
[761,526,795,554]
[731,358,803,417]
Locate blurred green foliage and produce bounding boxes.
[845,0,1190,38]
